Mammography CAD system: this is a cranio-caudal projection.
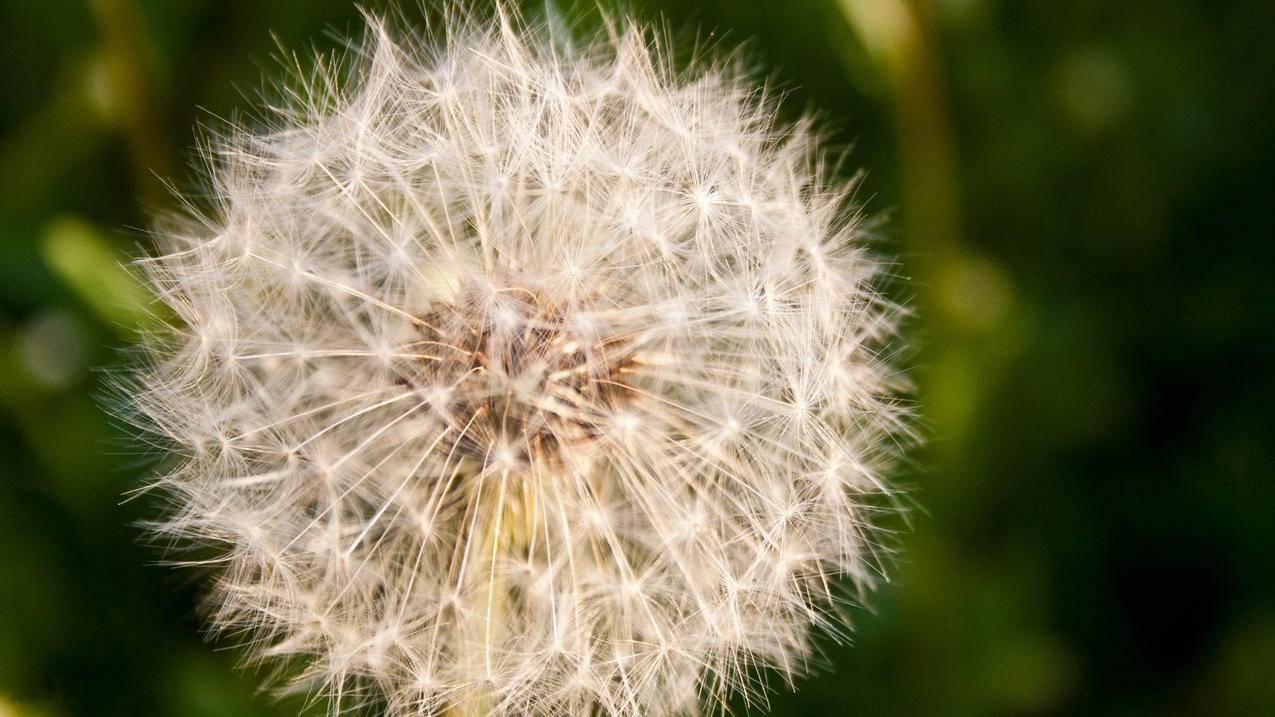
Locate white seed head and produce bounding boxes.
[124,6,913,716]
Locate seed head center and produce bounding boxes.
[408,284,637,469]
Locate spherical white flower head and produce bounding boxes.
[129,7,912,716]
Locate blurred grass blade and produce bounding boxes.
[41,217,155,335]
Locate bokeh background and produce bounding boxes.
[1,0,1272,715]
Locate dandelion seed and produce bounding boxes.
[120,5,914,716]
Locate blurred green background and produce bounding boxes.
[1,0,1272,715]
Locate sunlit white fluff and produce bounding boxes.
[125,6,913,715]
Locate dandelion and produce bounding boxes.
[123,5,913,715]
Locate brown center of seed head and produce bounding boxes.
[405,284,638,471]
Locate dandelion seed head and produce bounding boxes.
[124,5,914,715]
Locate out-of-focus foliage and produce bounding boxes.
[0,1,1270,715]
